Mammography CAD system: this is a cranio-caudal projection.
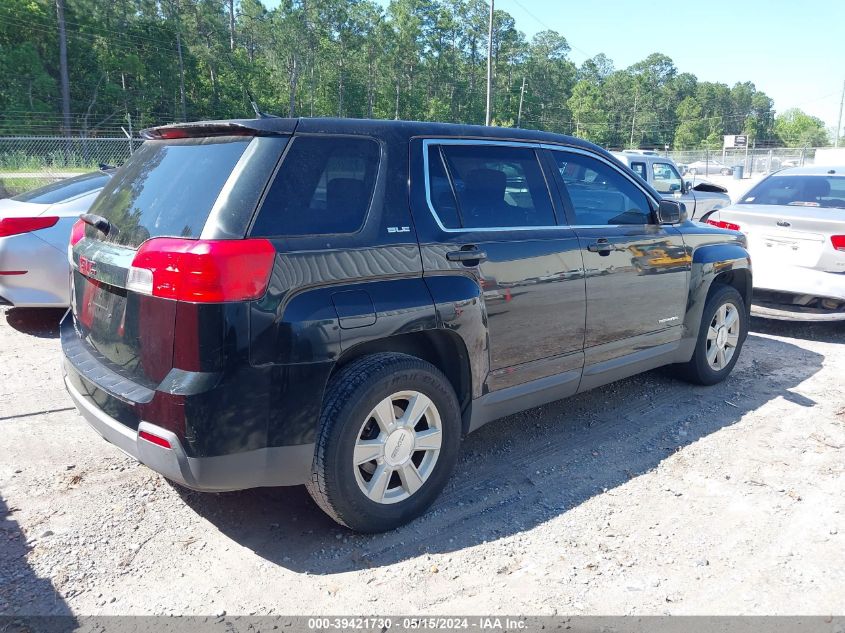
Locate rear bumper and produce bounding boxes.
[751,302,845,322]
[751,265,845,321]
[754,264,845,302]
[65,374,314,490]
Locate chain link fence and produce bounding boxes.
[0,136,143,197]
[0,133,829,198]
[666,147,815,178]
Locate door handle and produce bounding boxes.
[446,247,488,265]
[587,239,612,256]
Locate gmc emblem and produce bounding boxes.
[78,256,97,278]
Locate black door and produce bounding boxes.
[413,140,586,391]
[545,148,690,360]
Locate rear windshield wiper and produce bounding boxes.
[80,213,112,237]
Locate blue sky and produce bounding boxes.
[260,0,845,130]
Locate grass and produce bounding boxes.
[0,177,57,198]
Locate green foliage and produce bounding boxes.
[774,108,830,147]
[0,0,791,148]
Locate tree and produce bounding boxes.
[774,108,829,147]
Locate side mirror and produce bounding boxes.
[657,199,684,224]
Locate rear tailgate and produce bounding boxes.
[69,132,289,389]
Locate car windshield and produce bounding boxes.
[11,171,110,204]
[740,175,845,209]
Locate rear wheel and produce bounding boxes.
[676,284,747,385]
[306,353,461,532]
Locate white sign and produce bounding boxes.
[724,134,748,149]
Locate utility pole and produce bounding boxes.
[485,0,494,126]
[55,0,71,137]
[629,88,638,148]
[516,77,526,128]
[836,80,844,148]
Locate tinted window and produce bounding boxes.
[12,171,110,204]
[740,175,845,210]
[651,162,683,194]
[88,137,252,248]
[552,151,652,225]
[629,162,647,181]
[252,136,379,236]
[438,144,556,229]
[427,146,461,229]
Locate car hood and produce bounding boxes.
[691,181,728,195]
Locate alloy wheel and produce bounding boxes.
[706,302,740,371]
[353,390,443,504]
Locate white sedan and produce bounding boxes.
[703,166,845,321]
[0,171,112,307]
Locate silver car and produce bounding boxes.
[612,151,731,220]
[704,166,845,321]
[685,159,734,176]
[0,171,112,307]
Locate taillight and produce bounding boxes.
[0,216,59,238]
[832,235,845,252]
[69,218,86,247]
[706,219,741,231]
[126,238,276,303]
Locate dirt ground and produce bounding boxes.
[1,306,843,617]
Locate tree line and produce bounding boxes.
[0,0,832,148]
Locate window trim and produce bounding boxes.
[544,145,658,228]
[422,139,659,232]
[422,138,564,233]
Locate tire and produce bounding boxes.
[676,284,747,386]
[306,352,462,532]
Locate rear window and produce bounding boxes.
[251,136,380,236]
[12,171,109,204]
[87,137,252,248]
[741,175,845,209]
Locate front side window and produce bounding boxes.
[651,162,683,194]
[552,151,653,225]
[252,136,380,236]
[430,143,556,229]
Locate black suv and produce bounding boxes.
[62,118,751,532]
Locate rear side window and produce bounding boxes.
[629,162,647,181]
[429,143,556,229]
[12,171,109,204]
[552,151,652,225]
[427,146,461,229]
[88,137,252,248]
[251,136,380,236]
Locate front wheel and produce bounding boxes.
[676,284,747,385]
[306,353,462,532]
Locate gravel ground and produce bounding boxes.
[1,306,843,617]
